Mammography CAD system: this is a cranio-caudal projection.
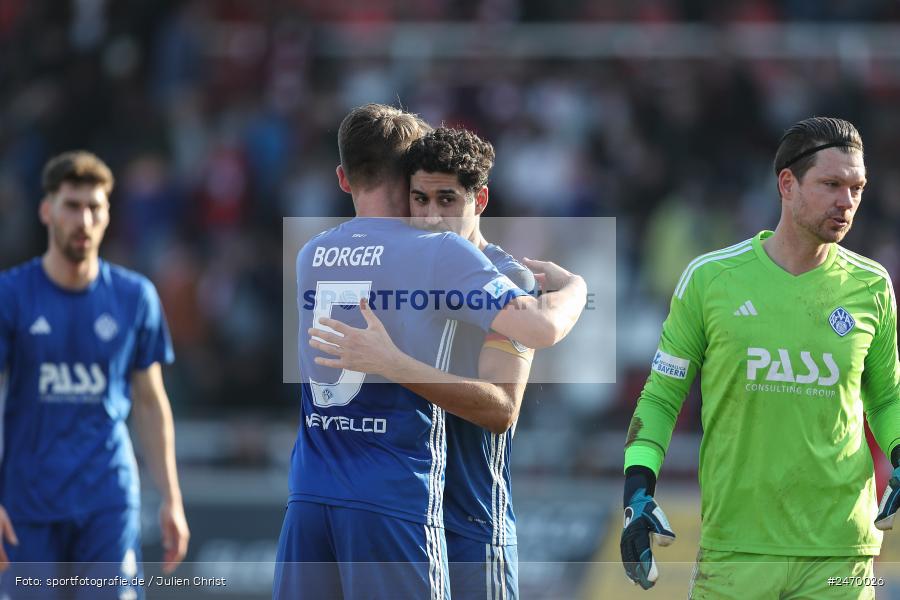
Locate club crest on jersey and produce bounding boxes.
[828,307,855,337]
[94,313,118,341]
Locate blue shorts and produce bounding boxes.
[273,500,449,600]
[446,529,518,600]
[0,506,143,600]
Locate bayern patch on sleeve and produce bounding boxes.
[651,349,689,379]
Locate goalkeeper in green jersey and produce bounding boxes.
[621,116,900,599]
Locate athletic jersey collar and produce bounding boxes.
[348,216,408,229]
[751,230,838,282]
[38,257,106,295]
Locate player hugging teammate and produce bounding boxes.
[275,105,587,600]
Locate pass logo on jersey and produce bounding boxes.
[39,362,107,399]
[746,347,839,386]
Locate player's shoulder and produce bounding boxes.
[0,259,40,309]
[483,243,536,294]
[673,237,756,299]
[103,261,160,300]
[430,230,481,254]
[0,257,41,288]
[298,221,345,252]
[299,217,422,251]
[833,245,894,294]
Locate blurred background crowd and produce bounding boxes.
[3,1,900,597]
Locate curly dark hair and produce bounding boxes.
[403,127,495,193]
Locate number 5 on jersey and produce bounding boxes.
[309,281,373,407]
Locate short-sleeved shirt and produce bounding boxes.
[0,258,174,522]
[290,218,527,527]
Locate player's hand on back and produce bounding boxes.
[0,504,19,572]
[159,500,190,574]
[310,298,403,376]
[521,257,583,294]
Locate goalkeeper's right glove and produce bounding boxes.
[620,468,675,589]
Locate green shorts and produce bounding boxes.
[688,548,876,600]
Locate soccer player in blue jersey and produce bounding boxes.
[274,105,585,599]
[312,126,537,600]
[0,152,189,599]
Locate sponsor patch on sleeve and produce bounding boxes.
[483,275,517,299]
[484,331,532,356]
[651,349,690,379]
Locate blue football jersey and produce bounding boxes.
[289,218,527,527]
[0,259,174,522]
[443,244,536,545]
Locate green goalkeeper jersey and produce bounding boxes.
[625,230,900,556]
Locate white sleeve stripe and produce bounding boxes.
[675,243,754,299]
[836,249,895,304]
[673,238,753,294]
[434,320,452,375]
[838,246,891,275]
[836,248,892,281]
[441,321,458,372]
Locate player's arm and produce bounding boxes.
[311,300,533,434]
[621,266,706,590]
[0,279,19,571]
[859,282,900,530]
[131,363,190,573]
[489,257,586,349]
[0,372,17,573]
[476,335,534,426]
[398,337,533,435]
[429,235,584,348]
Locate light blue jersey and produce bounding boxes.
[0,258,174,523]
[443,243,535,546]
[289,218,527,527]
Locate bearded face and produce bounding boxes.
[785,148,865,245]
[42,182,110,264]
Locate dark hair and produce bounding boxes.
[774,117,863,181]
[338,103,431,190]
[403,127,495,194]
[42,150,114,195]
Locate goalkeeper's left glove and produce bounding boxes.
[876,465,900,530]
